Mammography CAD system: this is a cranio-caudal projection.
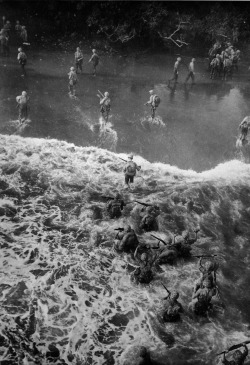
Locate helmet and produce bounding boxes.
[125,225,132,232]
[236,50,240,53]
[115,193,121,199]
[22,26,26,29]
[92,49,96,52]
[177,57,181,61]
[76,47,80,51]
[170,291,179,300]
[22,91,27,96]
[204,261,214,272]
[182,230,189,239]
[216,54,220,58]
[192,58,196,62]
[18,47,22,52]
[128,154,133,160]
[141,253,147,261]
[104,91,109,97]
[70,67,75,71]
[149,90,154,94]
[16,20,20,24]
[233,350,243,360]
[203,278,212,288]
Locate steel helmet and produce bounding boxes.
[204,261,214,272]
[70,67,75,71]
[92,49,96,52]
[18,47,22,52]
[233,350,243,360]
[170,291,179,300]
[76,47,80,51]
[192,58,196,62]
[128,154,133,160]
[149,90,154,94]
[104,92,109,97]
[177,57,181,61]
[125,225,132,232]
[203,278,212,288]
[22,91,27,96]
[141,253,147,261]
[115,193,121,199]
[236,50,240,53]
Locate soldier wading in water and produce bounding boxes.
[123,154,141,189]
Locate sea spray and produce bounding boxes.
[1,134,250,364]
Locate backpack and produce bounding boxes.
[126,162,136,176]
[153,95,161,107]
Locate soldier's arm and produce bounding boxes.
[242,344,248,358]
[221,352,229,364]
[88,55,93,63]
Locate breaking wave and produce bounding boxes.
[1,134,250,364]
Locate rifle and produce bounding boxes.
[150,234,169,246]
[161,282,171,298]
[97,90,104,98]
[114,228,124,231]
[217,340,250,356]
[135,200,153,207]
[102,195,134,205]
[119,157,128,163]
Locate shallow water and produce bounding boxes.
[1,135,250,364]
[1,46,250,171]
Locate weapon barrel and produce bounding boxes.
[101,195,114,200]
[161,282,171,295]
[135,200,152,207]
[119,157,128,162]
[150,234,167,246]
[114,228,124,231]
[192,254,217,258]
[98,89,104,98]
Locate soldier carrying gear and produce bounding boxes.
[88,49,99,76]
[16,91,29,123]
[74,47,83,74]
[114,225,139,252]
[98,90,111,123]
[161,289,184,322]
[68,66,77,97]
[106,193,125,219]
[123,154,141,188]
[140,205,158,232]
[189,278,216,315]
[221,343,249,365]
[17,47,27,76]
[239,117,250,143]
[168,57,181,85]
[132,245,156,284]
[145,90,161,120]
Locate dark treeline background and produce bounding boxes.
[2,1,250,53]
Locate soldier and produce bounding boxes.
[145,90,161,120]
[132,245,155,284]
[17,47,27,76]
[168,57,181,85]
[189,278,216,315]
[210,54,221,79]
[223,55,233,81]
[20,26,28,43]
[184,58,196,84]
[160,290,184,322]
[16,91,29,123]
[74,47,83,74]
[114,225,139,253]
[140,206,159,232]
[123,154,141,189]
[0,29,9,56]
[106,193,125,219]
[98,91,111,123]
[88,49,99,76]
[221,344,248,365]
[68,66,77,97]
[172,229,200,258]
[239,118,249,143]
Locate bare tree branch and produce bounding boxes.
[158,19,190,48]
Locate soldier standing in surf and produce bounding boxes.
[145,90,161,120]
[16,91,29,123]
[123,154,141,189]
[97,90,111,123]
[68,66,77,97]
[88,49,99,76]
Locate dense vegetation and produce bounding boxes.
[3,1,250,50]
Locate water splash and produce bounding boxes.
[0,134,250,364]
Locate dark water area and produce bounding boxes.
[1,42,250,172]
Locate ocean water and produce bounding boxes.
[1,134,250,364]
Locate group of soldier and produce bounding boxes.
[105,155,249,363]
[209,41,241,81]
[0,18,28,57]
